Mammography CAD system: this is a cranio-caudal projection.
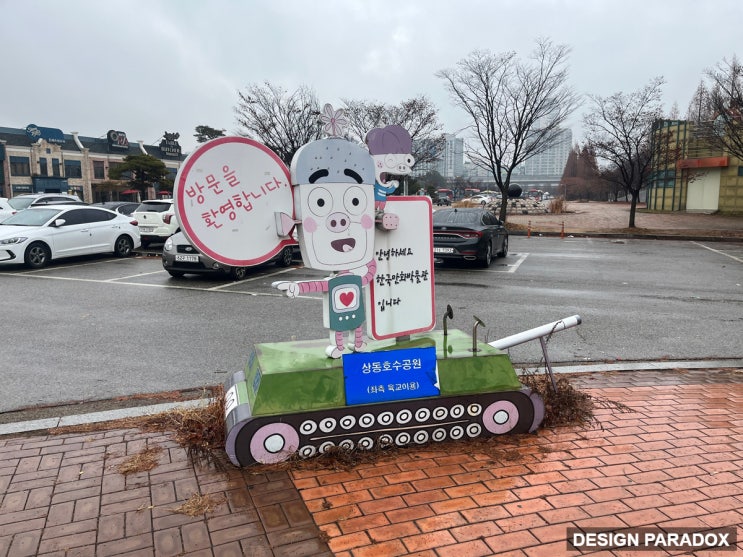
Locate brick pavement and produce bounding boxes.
[1,368,741,556]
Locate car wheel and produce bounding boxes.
[497,236,509,258]
[24,242,51,269]
[478,242,492,268]
[231,267,248,280]
[114,235,134,257]
[167,270,185,278]
[275,246,293,267]
[23,242,52,269]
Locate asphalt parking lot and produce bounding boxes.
[2,235,742,419]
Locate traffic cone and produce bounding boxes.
[560,221,565,239]
[527,220,531,238]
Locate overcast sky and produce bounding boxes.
[1,0,739,154]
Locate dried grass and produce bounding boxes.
[548,196,568,214]
[117,445,163,475]
[520,369,631,429]
[170,492,225,516]
[135,385,226,461]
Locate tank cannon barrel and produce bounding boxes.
[488,315,582,391]
[488,315,582,350]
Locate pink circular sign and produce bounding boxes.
[174,137,294,266]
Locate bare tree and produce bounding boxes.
[698,55,743,161]
[234,82,322,165]
[437,38,580,222]
[560,143,602,200]
[342,95,446,166]
[686,80,715,123]
[583,77,665,227]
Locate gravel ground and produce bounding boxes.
[503,201,743,236]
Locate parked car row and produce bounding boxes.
[0,194,509,272]
[0,204,141,269]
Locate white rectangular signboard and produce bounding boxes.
[367,196,436,340]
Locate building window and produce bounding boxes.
[738,166,743,177]
[39,158,48,176]
[52,158,61,177]
[64,159,82,178]
[93,160,105,179]
[108,161,131,180]
[10,156,31,176]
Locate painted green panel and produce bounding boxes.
[243,329,521,416]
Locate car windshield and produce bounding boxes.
[0,208,63,226]
[7,197,34,211]
[135,202,171,213]
[433,210,481,225]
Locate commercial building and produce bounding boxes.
[413,134,465,178]
[647,119,743,213]
[0,124,185,202]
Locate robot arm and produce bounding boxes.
[272,279,329,298]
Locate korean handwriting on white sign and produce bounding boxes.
[185,165,289,229]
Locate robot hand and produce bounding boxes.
[271,281,300,298]
[380,212,399,230]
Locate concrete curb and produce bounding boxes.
[2,359,741,437]
[509,230,743,242]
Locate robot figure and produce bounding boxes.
[272,134,384,358]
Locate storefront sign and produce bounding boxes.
[107,130,129,151]
[25,124,65,145]
[160,132,182,158]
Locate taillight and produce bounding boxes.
[130,219,139,226]
[163,214,172,224]
[460,231,482,238]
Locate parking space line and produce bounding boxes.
[692,241,743,263]
[206,267,298,291]
[108,270,168,281]
[1,266,308,298]
[504,252,528,272]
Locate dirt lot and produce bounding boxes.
[504,201,743,238]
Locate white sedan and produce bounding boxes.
[0,205,141,269]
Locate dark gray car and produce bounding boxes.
[161,231,298,280]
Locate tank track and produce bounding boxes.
[226,388,544,466]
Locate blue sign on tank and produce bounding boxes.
[343,346,439,405]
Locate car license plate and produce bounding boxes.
[140,226,155,232]
[433,247,454,254]
[175,254,199,262]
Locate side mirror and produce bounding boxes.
[53,219,66,227]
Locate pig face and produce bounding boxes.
[373,152,416,185]
[291,138,376,271]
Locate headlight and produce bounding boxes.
[164,237,173,251]
[0,237,27,245]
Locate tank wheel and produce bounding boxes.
[482,400,520,434]
[249,423,299,464]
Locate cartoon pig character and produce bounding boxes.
[366,125,415,212]
[272,136,379,358]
